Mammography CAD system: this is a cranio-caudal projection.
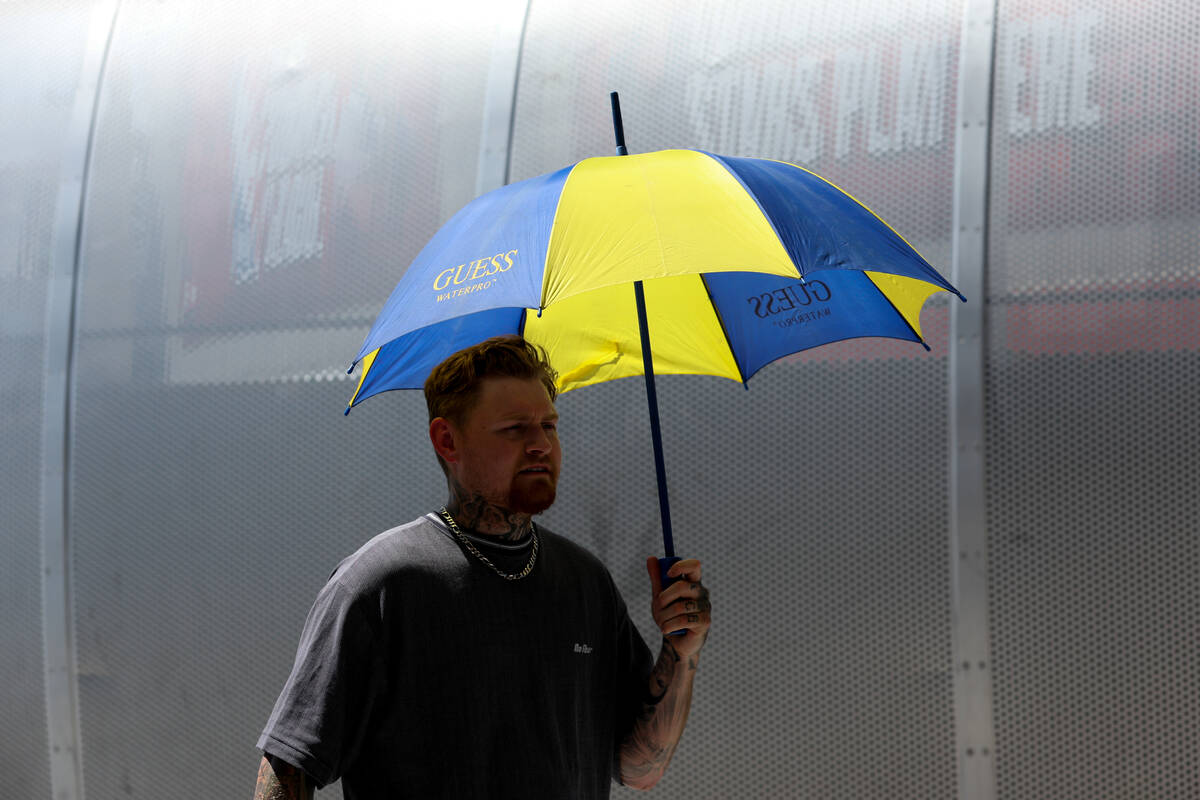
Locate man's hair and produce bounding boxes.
[424,335,559,427]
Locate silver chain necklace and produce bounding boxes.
[437,507,539,581]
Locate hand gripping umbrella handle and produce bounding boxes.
[658,556,681,589]
[658,556,686,637]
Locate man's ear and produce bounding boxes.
[429,417,459,465]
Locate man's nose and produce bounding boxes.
[526,427,552,453]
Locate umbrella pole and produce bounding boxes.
[611,92,681,591]
[633,279,676,560]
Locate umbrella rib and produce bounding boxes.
[540,161,581,308]
[768,157,963,299]
[637,158,671,277]
[694,150,804,280]
[698,273,748,387]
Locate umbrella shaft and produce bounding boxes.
[634,280,675,558]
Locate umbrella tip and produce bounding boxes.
[346,363,355,374]
[956,291,968,303]
[344,404,352,416]
[921,340,931,352]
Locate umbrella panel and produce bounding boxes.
[348,269,948,408]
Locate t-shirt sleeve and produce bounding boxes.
[257,577,384,788]
[611,577,654,754]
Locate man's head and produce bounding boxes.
[425,336,561,515]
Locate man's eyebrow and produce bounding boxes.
[496,410,559,421]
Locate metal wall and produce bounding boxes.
[1,0,1197,798]
[1,2,100,797]
[985,1,1200,796]
[510,1,962,797]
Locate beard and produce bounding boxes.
[507,475,557,514]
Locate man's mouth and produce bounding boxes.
[519,465,551,475]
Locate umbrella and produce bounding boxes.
[346,94,964,581]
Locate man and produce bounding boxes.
[254,336,711,799]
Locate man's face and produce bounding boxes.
[447,376,561,515]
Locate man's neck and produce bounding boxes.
[445,484,533,542]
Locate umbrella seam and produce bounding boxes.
[698,273,747,386]
[693,149,803,279]
[540,161,582,309]
[637,157,671,278]
[765,156,962,299]
[864,272,930,349]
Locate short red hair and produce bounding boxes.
[424,335,558,426]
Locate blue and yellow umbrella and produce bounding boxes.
[346,127,962,568]
[347,148,961,403]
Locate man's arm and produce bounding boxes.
[618,558,712,790]
[253,755,314,800]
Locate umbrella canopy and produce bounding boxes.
[345,148,963,410]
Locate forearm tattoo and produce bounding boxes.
[254,756,313,800]
[649,638,681,700]
[619,639,697,786]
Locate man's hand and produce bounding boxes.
[617,557,712,790]
[646,557,711,662]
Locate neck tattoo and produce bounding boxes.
[445,488,533,542]
[437,507,538,581]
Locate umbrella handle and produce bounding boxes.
[657,556,686,637]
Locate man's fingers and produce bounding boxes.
[655,579,709,611]
[654,592,711,621]
[666,558,702,582]
[658,608,712,636]
[645,555,663,597]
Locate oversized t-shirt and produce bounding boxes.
[257,514,653,799]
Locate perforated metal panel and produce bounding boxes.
[4,1,1192,797]
[68,3,501,797]
[987,1,1200,797]
[514,1,961,796]
[0,3,94,797]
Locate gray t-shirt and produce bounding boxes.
[258,514,653,799]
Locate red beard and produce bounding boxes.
[508,474,557,514]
